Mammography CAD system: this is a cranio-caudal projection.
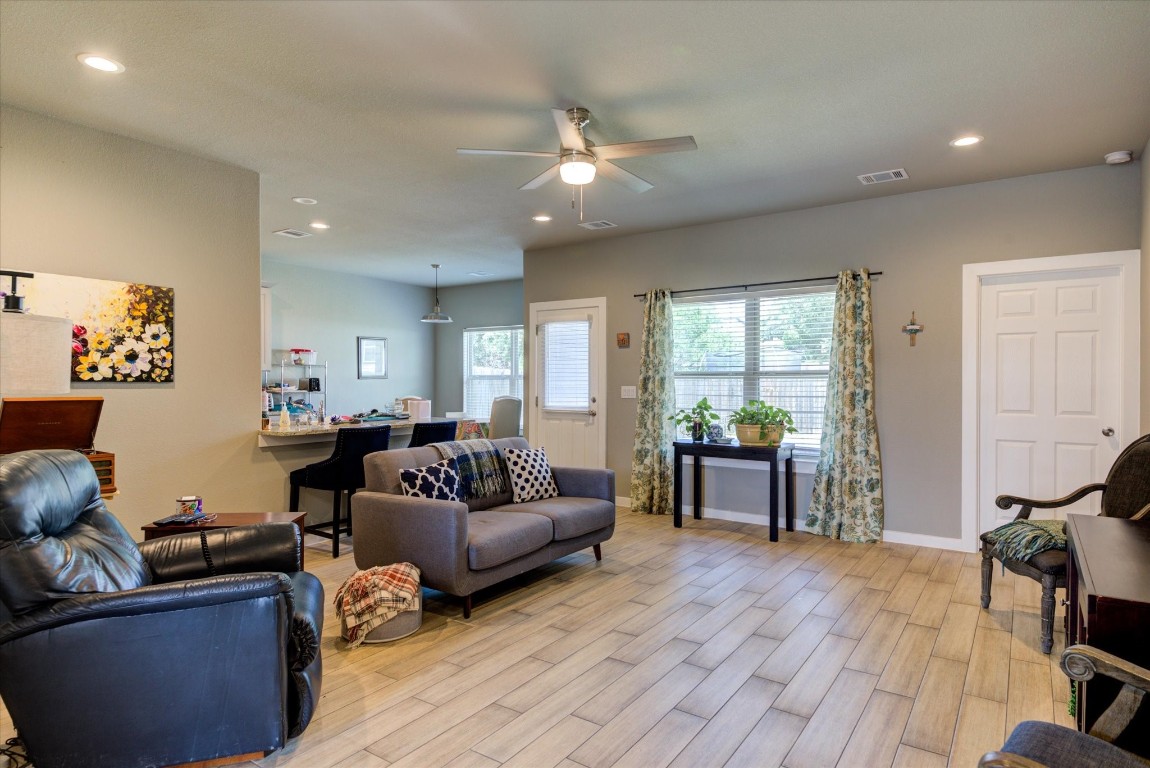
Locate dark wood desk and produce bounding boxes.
[673,440,795,541]
[1065,514,1150,742]
[142,512,309,567]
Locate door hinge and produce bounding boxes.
[535,396,539,406]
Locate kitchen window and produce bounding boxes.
[463,326,524,420]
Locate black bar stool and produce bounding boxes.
[408,420,457,447]
[289,425,391,558]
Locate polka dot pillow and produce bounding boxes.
[399,458,461,502]
[503,446,560,504]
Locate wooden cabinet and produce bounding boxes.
[1065,514,1150,744]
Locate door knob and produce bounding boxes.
[1102,427,1115,437]
[588,410,597,417]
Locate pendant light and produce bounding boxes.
[421,264,452,323]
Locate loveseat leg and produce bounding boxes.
[593,543,602,561]
[463,594,472,619]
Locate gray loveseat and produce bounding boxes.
[352,437,615,618]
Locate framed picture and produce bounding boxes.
[357,336,387,379]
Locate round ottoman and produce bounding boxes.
[340,600,422,643]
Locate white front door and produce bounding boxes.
[528,298,607,468]
[962,250,1140,548]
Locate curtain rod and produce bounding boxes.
[632,270,882,299]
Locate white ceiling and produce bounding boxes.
[2,0,1148,288]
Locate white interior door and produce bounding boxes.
[971,253,1139,537]
[528,298,606,468]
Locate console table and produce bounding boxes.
[672,440,795,541]
[1065,514,1150,742]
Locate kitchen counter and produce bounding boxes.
[256,417,466,448]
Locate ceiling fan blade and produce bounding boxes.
[552,108,587,152]
[592,136,697,160]
[457,148,559,157]
[598,161,654,193]
[520,164,559,190]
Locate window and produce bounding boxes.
[463,326,524,420]
[671,287,835,452]
[539,319,590,411]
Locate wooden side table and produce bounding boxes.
[672,440,795,541]
[141,511,309,568]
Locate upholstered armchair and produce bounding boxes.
[0,449,324,768]
[980,645,1150,768]
[981,434,1150,653]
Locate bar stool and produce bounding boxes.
[408,420,457,447]
[289,425,391,558]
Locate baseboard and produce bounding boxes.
[616,496,631,509]
[881,529,972,552]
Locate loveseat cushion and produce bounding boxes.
[466,510,553,570]
[490,496,615,541]
[503,446,560,503]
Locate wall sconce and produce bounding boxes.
[902,311,924,347]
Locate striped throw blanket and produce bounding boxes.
[335,563,420,649]
[984,518,1067,563]
[434,438,507,500]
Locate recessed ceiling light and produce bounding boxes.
[949,134,983,147]
[76,53,125,73]
[532,215,552,223]
[292,197,318,205]
[309,221,330,230]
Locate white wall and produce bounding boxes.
[260,261,435,417]
[1142,136,1150,434]
[524,163,1143,542]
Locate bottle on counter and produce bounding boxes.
[278,404,291,432]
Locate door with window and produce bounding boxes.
[528,298,606,468]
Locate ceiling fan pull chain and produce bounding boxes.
[580,184,585,222]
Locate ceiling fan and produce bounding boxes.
[457,107,696,193]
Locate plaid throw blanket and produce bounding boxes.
[335,563,420,649]
[984,518,1067,563]
[434,438,507,500]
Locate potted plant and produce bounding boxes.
[727,400,797,446]
[669,397,720,442]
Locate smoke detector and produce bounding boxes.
[1104,151,1133,165]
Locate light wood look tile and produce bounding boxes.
[949,695,1006,768]
[782,668,878,768]
[964,626,1012,702]
[836,690,913,768]
[2,509,1082,768]
[901,656,967,755]
[1005,659,1055,738]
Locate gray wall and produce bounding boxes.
[0,106,279,533]
[1143,137,1150,434]
[524,163,1143,540]
[432,279,524,416]
[261,261,435,416]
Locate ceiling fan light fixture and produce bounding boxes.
[420,264,453,324]
[559,152,597,185]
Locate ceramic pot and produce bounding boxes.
[691,420,705,442]
[734,423,785,446]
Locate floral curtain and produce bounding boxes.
[805,269,884,542]
[630,289,676,515]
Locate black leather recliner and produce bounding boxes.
[0,449,324,768]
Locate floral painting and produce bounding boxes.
[22,273,175,383]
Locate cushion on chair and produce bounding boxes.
[399,458,461,501]
[1001,720,1148,768]
[503,446,560,503]
[980,530,1068,574]
[466,510,553,570]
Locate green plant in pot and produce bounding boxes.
[669,397,720,442]
[727,400,797,446]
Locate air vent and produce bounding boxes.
[578,220,618,230]
[860,166,910,185]
[273,228,312,239]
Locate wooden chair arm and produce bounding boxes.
[1132,502,1150,521]
[979,752,1048,768]
[996,483,1106,521]
[1062,644,1150,743]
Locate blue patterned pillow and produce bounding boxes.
[502,446,560,503]
[399,458,460,502]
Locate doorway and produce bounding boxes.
[527,297,607,468]
[961,250,1140,550]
